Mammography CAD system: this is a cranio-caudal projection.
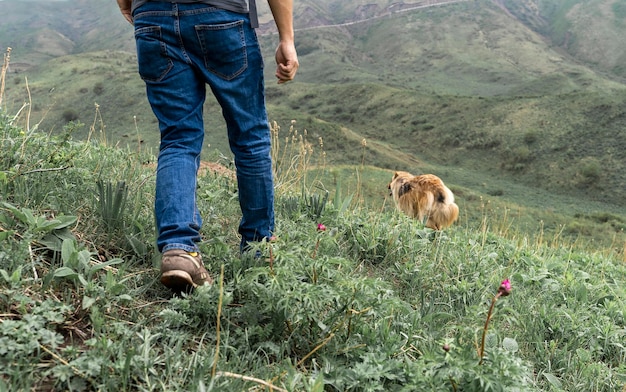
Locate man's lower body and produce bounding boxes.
[133,2,274,289]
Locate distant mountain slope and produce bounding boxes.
[501,0,626,80]
[2,0,625,81]
[287,0,623,97]
[0,0,454,70]
[257,0,465,30]
[1,0,625,211]
[0,0,134,69]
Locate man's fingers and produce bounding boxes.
[116,0,133,24]
[122,12,133,24]
[276,60,299,83]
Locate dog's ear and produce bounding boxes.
[398,181,412,197]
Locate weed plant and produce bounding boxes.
[1,50,626,391]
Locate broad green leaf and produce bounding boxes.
[21,208,36,226]
[52,215,78,229]
[53,267,77,278]
[485,333,498,348]
[33,219,64,232]
[77,250,92,267]
[0,269,10,283]
[543,373,562,389]
[1,202,27,224]
[502,337,519,353]
[576,348,591,362]
[82,295,96,310]
[311,373,324,392]
[54,228,77,242]
[38,229,77,252]
[61,238,77,265]
[126,235,147,256]
[89,258,124,274]
[10,268,21,283]
[37,235,63,252]
[0,231,13,241]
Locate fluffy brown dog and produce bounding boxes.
[388,171,459,230]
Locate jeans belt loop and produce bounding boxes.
[249,0,259,28]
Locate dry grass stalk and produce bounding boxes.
[0,47,12,107]
[270,120,326,196]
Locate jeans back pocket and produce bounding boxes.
[195,20,248,81]
[135,26,173,82]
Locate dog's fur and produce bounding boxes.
[388,171,459,230]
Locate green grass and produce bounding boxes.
[3,0,626,214]
[1,3,626,387]
[1,107,626,391]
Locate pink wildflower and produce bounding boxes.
[479,278,513,364]
[317,223,326,231]
[498,279,512,296]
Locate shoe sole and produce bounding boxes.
[161,270,196,291]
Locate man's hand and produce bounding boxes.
[116,0,133,24]
[267,0,298,83]
[275,40,299,84]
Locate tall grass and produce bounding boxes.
[271,119,327,194]
[0,47,9,108]
[1,47,626,391]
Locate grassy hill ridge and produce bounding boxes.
[1,0,625,248]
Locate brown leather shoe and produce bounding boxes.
[160,250,212,291]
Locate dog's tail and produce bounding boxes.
[426,190,459,230]
[436,191,446,203]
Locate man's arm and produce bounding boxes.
[267,0,299,83]
[116,0,133,24]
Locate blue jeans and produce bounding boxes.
[133,2,274,253]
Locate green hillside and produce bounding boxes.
[0,0,134,68]
[502,0,626,80]
[1,109,626,391]
[1,0,625,251]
